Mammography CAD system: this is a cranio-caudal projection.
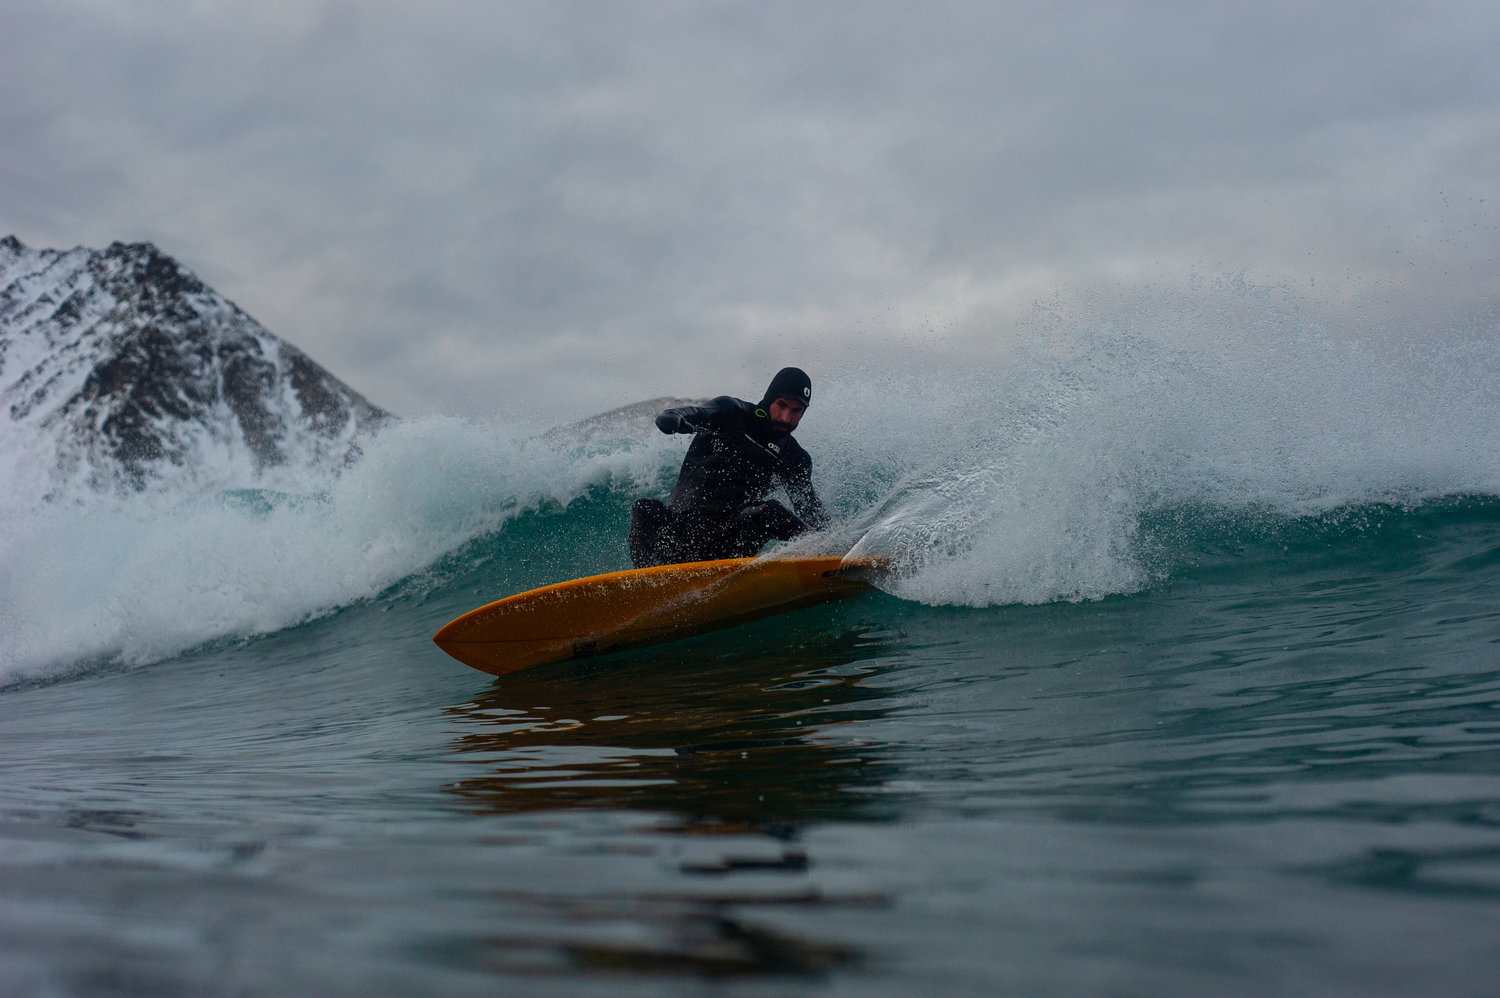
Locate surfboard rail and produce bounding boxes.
[433,555,884,676]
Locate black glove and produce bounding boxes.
[655,411,693,434]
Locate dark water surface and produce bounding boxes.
[5,498,1499,997]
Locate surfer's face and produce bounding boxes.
[767,397,806,433]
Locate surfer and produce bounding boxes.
[629,367,827,567]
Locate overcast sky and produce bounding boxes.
[3,0,1497,422]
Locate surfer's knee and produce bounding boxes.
[740,500,807,538]
[629,499,675,567]
[730,501,808,554]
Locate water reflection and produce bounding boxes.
[442,619,904,829]
[437,618,902,979]
[433,893,870,978]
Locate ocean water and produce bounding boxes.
[4,301,1500,996]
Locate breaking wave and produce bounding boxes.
[3,283,1497,684]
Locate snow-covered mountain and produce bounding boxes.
[0,236,390,503]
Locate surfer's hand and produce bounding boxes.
[656,412,691,434]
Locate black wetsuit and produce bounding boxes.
[629,396,826,567]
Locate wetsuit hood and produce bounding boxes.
[758,367,812,409]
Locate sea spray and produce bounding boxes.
[0,416,684,683]
[4,282,1497,681]
[821,294,1500,606]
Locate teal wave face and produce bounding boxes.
[1136,493,1500,569]
[404,486,642,610]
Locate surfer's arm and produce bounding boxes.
[656,397,735,434]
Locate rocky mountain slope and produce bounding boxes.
[0,236,389,502]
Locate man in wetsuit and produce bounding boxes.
[629,367,827,568]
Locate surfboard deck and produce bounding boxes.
[433,556,883,676]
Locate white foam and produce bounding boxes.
[0,415,682,683]
[819,295,1500,607]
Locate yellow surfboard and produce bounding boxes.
[433,556,883,676]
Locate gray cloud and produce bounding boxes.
[4,0,1497,421]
